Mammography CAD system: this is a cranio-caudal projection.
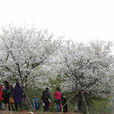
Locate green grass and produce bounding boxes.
[26,88,113,113]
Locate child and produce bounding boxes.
[32,96,39,112]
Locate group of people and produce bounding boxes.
[0,81,24,111]
[0,80,68,112]
[34,87,68,112]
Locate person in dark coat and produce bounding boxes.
[75,91,83,112]
[61,93,68,112]
[41,87,51,112]
[76,90,87,113]
[2,81,10,110]
[13,82,23,111]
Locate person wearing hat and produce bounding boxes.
[13,82,23,111]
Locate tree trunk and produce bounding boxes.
[74,97,78,112]
[23,87,34,111]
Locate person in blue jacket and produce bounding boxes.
[32,96,39,111]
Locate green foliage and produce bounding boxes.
[27,87,43,101]
[87,97,113,114]
[46,75,63,90]
[26,88,113,113]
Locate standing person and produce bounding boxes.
[0,84,3,110]
[32,96,39,112]
[76,91,83,113]
[9,85,14,111]
[41,87,51,112]
[2,81,10,110]
[54,87,62,112]
[61,93,68,112]
[13,82,23,111]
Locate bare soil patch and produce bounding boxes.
[0,111,83,114]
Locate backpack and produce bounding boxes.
[3,88,10,98]
[9,96,14,104]
[43,90,50,99]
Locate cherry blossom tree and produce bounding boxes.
[59,40,114,97]
[0,25,60,88]
[49,40,114,112]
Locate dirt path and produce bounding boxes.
[0,111,83,114]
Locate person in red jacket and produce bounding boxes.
[54,87,62,112]
[0,84,3,109]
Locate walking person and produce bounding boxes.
[2,81,10,111]
[41,87,51,112]
[13,82,23,111]
[54,87,62,112]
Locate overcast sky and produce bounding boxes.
[0,0,114,43]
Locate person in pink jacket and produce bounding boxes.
[0,84,3,109]
[54,87,62,112]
